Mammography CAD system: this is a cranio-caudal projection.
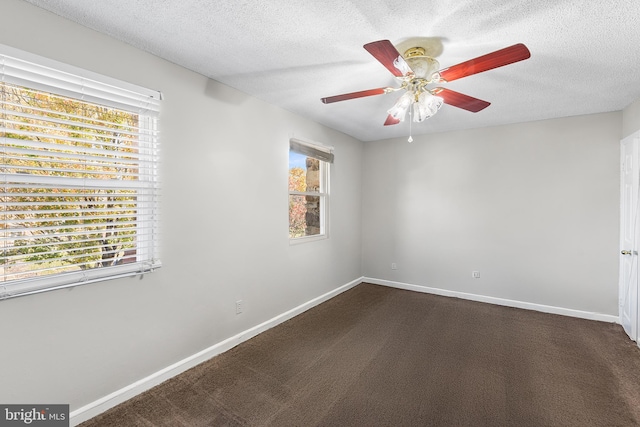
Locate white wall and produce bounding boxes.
[362,112,622,316]
[0,0,363,412]
[623,98,640,137]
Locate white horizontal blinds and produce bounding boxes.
[0,46,161,299]
[289,138,334,163]
[0,44,161,115]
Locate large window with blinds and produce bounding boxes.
[288,138,332,241]
[0,45,161,299]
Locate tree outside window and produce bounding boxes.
[288,139,331,240]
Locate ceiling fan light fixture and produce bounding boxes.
[413,91,443,122]
[387,91,413,122]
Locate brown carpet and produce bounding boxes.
[80,283,640,426]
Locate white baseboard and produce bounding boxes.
[70,277,363,426]
[364,277,620,324]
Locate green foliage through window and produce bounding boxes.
[1,83,144,282]
[288,148,326,239]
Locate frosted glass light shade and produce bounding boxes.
[387,91,413,122]
[413,91,443,122]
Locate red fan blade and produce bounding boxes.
[364,40,412,77]
[438,43,530,82]
[432,88,491,113]
[321,87,389,104]
[384,115,401,126]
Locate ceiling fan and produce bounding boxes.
[321,39,531,136]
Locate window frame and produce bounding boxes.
[0,44,161,300]
[288,138,332,244]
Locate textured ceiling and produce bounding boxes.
[23,0,640,142]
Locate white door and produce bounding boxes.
[620,132,639,341]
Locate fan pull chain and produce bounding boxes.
[408,106,413,143]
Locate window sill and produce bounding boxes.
[289,234,328,245]
[0,262,161,301]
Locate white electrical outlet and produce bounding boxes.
[472,271,480,279]
[391,263,398,270]
[235,300,243,314]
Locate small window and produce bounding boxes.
[0,44,161,299]
[288,138,332,241]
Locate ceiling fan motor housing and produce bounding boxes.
[403,48,440,82]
